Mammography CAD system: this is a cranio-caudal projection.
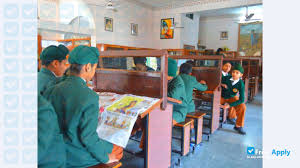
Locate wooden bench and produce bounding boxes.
[186,111,206,146]
[88,162,122,168]
[173,118,194,156]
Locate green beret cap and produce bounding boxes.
[40,44,69,61]
[69,45,99,65]
[168,58,178,77]
[233,63,244,74]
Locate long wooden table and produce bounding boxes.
[93,50,173,168]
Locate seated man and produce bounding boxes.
[179,63,208,114]
[133,57,155,72]
[38,45,69,95]
[168,58,187,124]
[44,45,123,167]
[38,94,66,168]
[221,64,247,135]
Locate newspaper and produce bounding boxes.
[97,93,160,147]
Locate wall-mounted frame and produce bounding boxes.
[160,18,174,39]
[220,31,228,40]
[105,17,113,32]
[238,21,263,56]
[131,23,138,36]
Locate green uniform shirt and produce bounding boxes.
[38,68,57,95]
[168,75,188,123]
[222,73,231,94]
[221,76,245,107]
[44,76,113,168]
[38,94,66,168]
[180,74,208,113]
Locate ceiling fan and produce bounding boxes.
[88,0,120,12]
[243,6,260,22]
[234,5,261,24]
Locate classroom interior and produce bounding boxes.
[38,0,263,168]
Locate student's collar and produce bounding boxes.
[222,71,228,76]
[68,75,87,85]
[51,71,58,77]
[230,77,240,86]
[80,77,86,83]
[41,68,57,77]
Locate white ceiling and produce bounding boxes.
[199,4,262,18]
[83,0,262,15]
[84,0,223,9]
[136,0,203,8]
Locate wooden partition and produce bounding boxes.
[220,51,237,58]
[240,57,262,100]
[167,49,201,56]
[170,55,223,134]
[38,34,42,70]
[57,37,91,51]
[96,44,154,70]
[93,50,172,168]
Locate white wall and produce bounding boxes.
[38,0,154,48]
[199,16,239,51]
[152,11,182,49]
[91,1,154,48]
[38,0,262,50]
[180,13,200,49]
[152,12,201,49]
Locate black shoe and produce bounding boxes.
[234,126,246,135]
[227,118,236,125]
[135,150,144,158]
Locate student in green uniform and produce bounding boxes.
[44,45,123,168]
[167,58,187,124]
[38,94,66,168]
[222,62,232,78]
[38,45,69,95]
[221,64,247,135]
[179,63,208,114]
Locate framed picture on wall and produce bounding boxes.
[238,22,262,56]
[104,17,113,32]
[160,18,174,39]
[220,31,228,40]
[131,23,138,36]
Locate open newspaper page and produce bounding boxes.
[97,93,160,147]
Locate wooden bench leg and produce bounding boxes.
[182,124,190,156]
[195,117,203,145]
[222,108,227,123]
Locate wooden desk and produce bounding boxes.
[94,50,172,168]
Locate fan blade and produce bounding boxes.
[87,3,106,7]
[246,13,254,20]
